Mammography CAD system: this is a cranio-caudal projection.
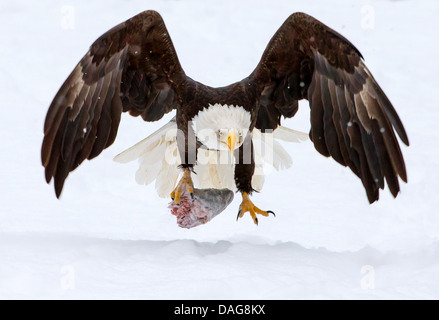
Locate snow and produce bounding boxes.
[1,0,439,299]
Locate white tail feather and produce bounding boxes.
[251,163,265,192]
[252,129,294,171]
[155,150,180,198]
[113,119,176,163]
[271,140,294,170]
[273,125,309,142]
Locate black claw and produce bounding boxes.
[267,210,276,217]
[254,217,259,225]
[190,193,194,200]
[236,209,242,221]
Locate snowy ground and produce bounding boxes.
[1,0,439,299]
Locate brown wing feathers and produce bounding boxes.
[253,12,408,203]
[42,11,183,197]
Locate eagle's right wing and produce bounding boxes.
[251,12,409,203]
[41,10,185,197]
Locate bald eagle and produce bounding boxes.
[41,11,409,225]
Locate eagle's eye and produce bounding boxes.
[218,130,228,139]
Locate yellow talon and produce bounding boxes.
[170,169,194,204]
[237,192,275,225]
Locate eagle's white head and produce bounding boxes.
[192,104,251,151]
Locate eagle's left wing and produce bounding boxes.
[250,12,409,203]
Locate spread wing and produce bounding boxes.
[41,10,185,197]
[251,12,409,203]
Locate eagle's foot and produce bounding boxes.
[170,168,194,205]
[236,192,275,225]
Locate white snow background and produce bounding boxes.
[1,0,438,299]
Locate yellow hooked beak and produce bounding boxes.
[227,131,237,151]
